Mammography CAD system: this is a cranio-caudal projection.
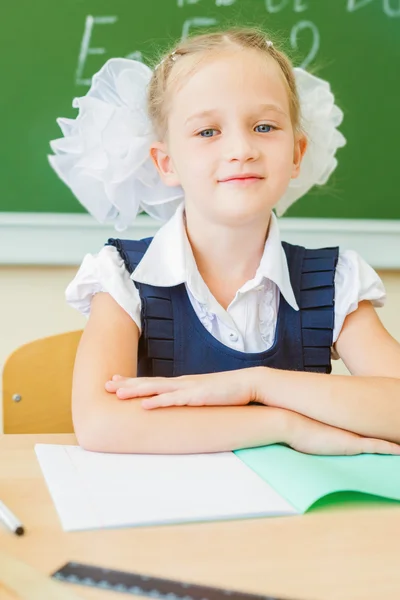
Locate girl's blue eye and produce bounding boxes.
[255,124,274,133]
[199,129,217,137]
[198,125,275,137]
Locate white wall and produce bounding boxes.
[1,266,399,432]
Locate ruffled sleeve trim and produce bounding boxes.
[65,245,142,332]
[332,249,386,355]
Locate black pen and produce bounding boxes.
[0,499,24,535]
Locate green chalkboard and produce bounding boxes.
[2,0,400,219]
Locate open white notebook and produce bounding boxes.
[35,444,296,531]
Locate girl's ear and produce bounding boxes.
[150,142,181,187]
[291,133,308,179]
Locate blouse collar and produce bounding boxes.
[131,203,299,311]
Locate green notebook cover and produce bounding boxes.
[234,444,400,512]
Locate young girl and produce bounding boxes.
[49,27,400,456]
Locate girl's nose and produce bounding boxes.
[222,132,260,163]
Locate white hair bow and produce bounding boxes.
[48,58,346,230]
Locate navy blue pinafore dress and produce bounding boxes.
[106,238,338,377]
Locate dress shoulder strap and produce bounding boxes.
[105,237,153,274]
[282,242,339,374]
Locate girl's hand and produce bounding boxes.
[285,411,400,456]
[105,369,257,409]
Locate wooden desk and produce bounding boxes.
[0,434,400,600]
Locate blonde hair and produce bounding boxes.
[147,26,302,140]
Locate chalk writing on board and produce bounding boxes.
[177,0,309,9]
[347,0,400,16]
[75,0,398,89]
[293,0,308,12]
[126,51,144,62]
[177,0,236,5]
[181,17,218,40]
[291,20,320,70]
[384,0,400,16]
[76,15,118,86]
[265,0,308,12]
[177,0,201,6]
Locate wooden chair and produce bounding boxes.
[2,330,83,434]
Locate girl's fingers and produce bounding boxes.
[106,377,163,393]
[115,382,177,399]
[141,391,211,409]
[362,438,400,455]
[105,380,128,392]
[105,376,128,391]
[105,381,117,391]
[141,393,188,409]
[141,398,166,409]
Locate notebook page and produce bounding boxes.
[235,444,400,512]
[35,444,297,531]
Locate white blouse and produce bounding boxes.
[66,204,386,357]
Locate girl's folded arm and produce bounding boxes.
[72,292,290,454]
[254,301,400,443]
[72,295,400,456]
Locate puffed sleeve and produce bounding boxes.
[65,245,142,332]
[332,249,386,350]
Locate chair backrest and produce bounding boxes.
[2,330,83,434]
